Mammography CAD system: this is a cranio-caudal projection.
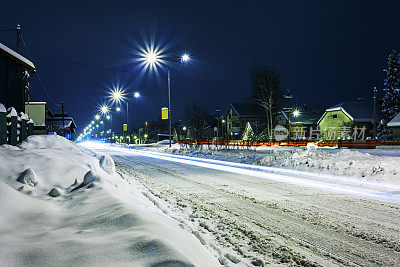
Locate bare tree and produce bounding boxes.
[185,104,213,142]
[251,68,280,140]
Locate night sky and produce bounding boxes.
[1,0,400,131]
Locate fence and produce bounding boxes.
[0,103,34,146]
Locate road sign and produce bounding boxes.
[123,124,128,132]
[162,107,169,120]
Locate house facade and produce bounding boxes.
[318,101,374,140]
[388,112,400,140]
[0,43,35,113]
[274,106,322,140]
[46,110,77,140]
[224,103,266,140]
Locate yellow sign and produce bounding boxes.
[161,107,169,120]
[123,124,128,131]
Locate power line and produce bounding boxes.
[29,53,253,88]
[21,35,61,107]
[28,53,365,93]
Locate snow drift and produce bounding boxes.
[0,135,217,266]
[140,142,400,184]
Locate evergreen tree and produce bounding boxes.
[377,50,400,140]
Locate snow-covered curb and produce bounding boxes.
[0,135,218,266]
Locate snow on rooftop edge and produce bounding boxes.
[0,43,35,70]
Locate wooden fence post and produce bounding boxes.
[7,107,18,146]
[19,112,29,142]
[0,103,6,145]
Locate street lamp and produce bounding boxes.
[100,104,109,115]
[95,114,100,120]
[292,109,301,118]
[141,49,191,147]
[180,53,190,63]
[116,107,121,112]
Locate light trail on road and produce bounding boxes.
[81,142,400,205]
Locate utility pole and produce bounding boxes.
[168,68,172,148]
[373,86,378,139]
[61,102,65,137]
[16,24,21,53]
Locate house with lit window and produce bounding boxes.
[224,103,266,140]
[317,100,375,140]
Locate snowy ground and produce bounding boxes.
[87,142,400,266]
[3,137,400,266]
[131,142,400,184]
[0,136,217,266]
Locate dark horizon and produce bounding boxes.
[1,0,400,131]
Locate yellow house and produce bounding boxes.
[318,101,374,140]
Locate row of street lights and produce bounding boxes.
[77,43,192,144]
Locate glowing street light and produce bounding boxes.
[138,46,192,147]
[134,92,140,98]
[109,87,126,105]
[181,53,190,63]
[95,114,100,120]
[100,104,109,115]
[116,107,121,112]
[292,109,301,118]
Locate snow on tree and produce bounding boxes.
[377,50,400,140]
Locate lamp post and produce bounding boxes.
[110,88,140,134]
[141,51,191,147]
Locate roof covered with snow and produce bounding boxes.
[388,112,400,127]
[325,101,375,122]
[227,103,266,118]
[277,106,323,125]
[0,43,35,72]
[46,117,77,131]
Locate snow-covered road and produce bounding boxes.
[84,142,400,266]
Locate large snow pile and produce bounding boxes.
[0,135,217,266]
[139,143,400,184]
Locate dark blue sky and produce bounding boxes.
[1,0,400,131]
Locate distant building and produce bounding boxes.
[318,100,375,140]
[46,109,77,140]
[274,106,322,140]
[388,112,400,141]
[0,43,35,113]
[224,103,266,139]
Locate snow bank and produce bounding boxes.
[19,135,81,151]
[0,135,217,266]
[139,143,400,184]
